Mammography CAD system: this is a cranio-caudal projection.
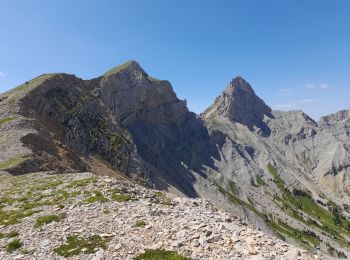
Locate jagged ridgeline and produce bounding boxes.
[0,61,350,257]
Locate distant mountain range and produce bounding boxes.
[1,61,349,258]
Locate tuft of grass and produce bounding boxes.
[111,193,132,202]
[4,239,22,252]
[147,76,163,82]
[34,180,63,191]
[103,61,133,76]
[109,188,133,202]
[154,192,172,205]
[0,209,41,225]
[6,230,19,238]
[133,249,191,260]
[227,180,236,194]
[256,175,266,186]
[0,196,15,207]
[267,163,285,190]
[66,178,97,189]
[0,231,19,239]
[0,117,17,126]
[133,220,146,228]
[84,191,108,204]
[0,156,26,170]
[21,200,54,210]
[34,213,66,228]
[54,235,110,257]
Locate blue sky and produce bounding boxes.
[0,0,349,120]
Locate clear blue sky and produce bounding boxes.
[1,0,349,120]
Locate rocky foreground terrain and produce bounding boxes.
[0,60,350,258]
[0,172,316,259]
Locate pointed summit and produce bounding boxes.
[225,76,254,95]
[203,76,272,135]
[103,60,145,77]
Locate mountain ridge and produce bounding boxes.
[1,61,350,258]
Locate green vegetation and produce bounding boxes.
[256,175,266,186]
[0,156,26,170]
[0,117,17,126]
[111,193,132,202]
[266,163,350,249]
[54,235,110,257]
[84,191,108,204]
[109,133,124,150]
[0,196,15,208]
[4,73,57,102]
[19,190,58,210]
[147,76,163,82]
[133,249,191,260]
[34,180,63,191]
[103,61,133,76]
[133,220,146,228]
[108,188,133,202]
[0,230,19,239]
[268,217,321,248]
[227,180,237,194]
[275,188,350,244]
[0,174,114,229]
[212,179,265,219]
[267,163,285,190]
[65,178,97,189]
[34,213,66,228]
[154,192,172,205]
[0,209,41,225]
[4,239,22,252]
[212,178,325,250]
[251,176,266,187]
[6,230,19,238]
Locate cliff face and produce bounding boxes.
[1,61,350,257]
[0,71,141,177]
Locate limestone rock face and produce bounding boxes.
[204,77,273,135]
[98,61,188,126]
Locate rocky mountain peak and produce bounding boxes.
[224,76,254,96]
[98,61,189,126]
[203,76,272,135]
[103,60,146,78]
